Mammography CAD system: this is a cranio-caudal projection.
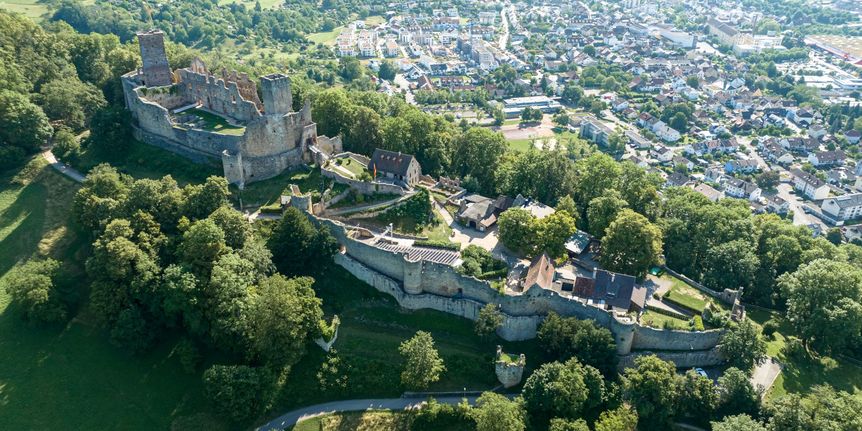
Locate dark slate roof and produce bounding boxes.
[593,269,644,310]
[369,148,416,177]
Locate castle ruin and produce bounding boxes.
[122,30,341,187]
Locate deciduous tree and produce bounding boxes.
[4,258,67,323]
[472,392,526,431]
[399,331,446,389]
[248,275,323,367]
[718,320,767,373]
[622,355,678,429]
[600,209,663,278]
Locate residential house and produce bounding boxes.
[693,183,723,202]
[456,194,512,231]
[673,156,695,171]
[807,124,827,140]
[845,130,861,144]
[763,143,794,165]
[626,130,651,149]
[666,172,690,187]
[725,159,759,174]
[580,116,614,146]
[651,144,674,163]
[808,150,846,168]
[368,148,422,187]
[523,253,555,291]
[559,269,646,313]
[781,137,819,154]
[790,168,830,200]
[724,177,761,201]
[766,195,789,214]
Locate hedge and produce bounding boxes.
[478,268,509,280]
[413,240,460,250]
[645,304,689,320]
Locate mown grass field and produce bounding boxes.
[0,0,50,19]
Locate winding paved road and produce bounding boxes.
[256,396,478,431]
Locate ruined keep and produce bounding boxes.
[495,346,526,388]
[122,31,342,187]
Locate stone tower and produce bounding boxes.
[260,73,293,116]
[137,30,172,87]
[494,345,526,388]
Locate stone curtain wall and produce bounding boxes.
[321,217,724,361]
[618,348,724,370]
[632,325,723,351]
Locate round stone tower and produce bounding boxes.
[403,257,423,295]
[610,314,637,355]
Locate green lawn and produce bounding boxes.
[660,274,710,313]
[747,308,862,400]
[307,26,344,45]
[183,108,246,136]
[0,159,221,430]
[507,138,535,152]
[640,310,691,330]
[233,166,329,208]
[335,157,369,178]
[0,0,50,19]
[663,290,707,314]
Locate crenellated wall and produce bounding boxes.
[320,217,724,363]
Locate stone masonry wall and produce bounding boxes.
[618,347,724,370]
[321,217,724,360]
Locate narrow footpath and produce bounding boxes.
[41,150,85,183]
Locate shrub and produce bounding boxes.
[762,319,779,338]
[690,315,705,331]
[414,239,460,250]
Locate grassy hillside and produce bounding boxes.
[0,159,221,430]
[0,157,534,430]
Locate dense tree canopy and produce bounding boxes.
[600,209,663,278]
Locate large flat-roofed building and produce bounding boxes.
[502,95,562,117]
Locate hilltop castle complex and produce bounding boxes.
[122,30,341,187]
